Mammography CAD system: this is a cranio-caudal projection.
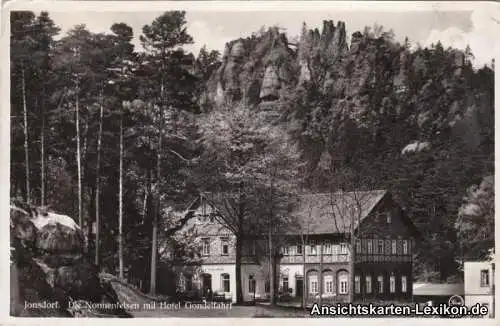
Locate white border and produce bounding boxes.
[1,1,499,326]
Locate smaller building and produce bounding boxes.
[464,261,495,318]
[412,282,464,305]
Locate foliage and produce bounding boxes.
[455,175,494,262]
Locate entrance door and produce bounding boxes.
[295,278,304,298]
[201,274,212,297]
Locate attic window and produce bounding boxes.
[198,214,208,223]
[386,213,392,224]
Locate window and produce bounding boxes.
[340,243,348,255]
[201,238,210,256]
[309,275,319,294]
[355,275,361,294]
[391,240,397,254]
[221,273,230,292]
[282,246,289,256]
[296,244,303,255]
[338,272,349,294]
[324,243,332,255]
[390,275,396,293]
[356,240,361,253]
[185,275,192,291]
[367,240,373,254]
[265,280,270,293]
[308,243,317,255]
[198,214,208,223]
[402,240,408,254]
[209,212,216,223]
[378,275,384,293]
[248,275,256,293]
[387,212,392,224]
[179,274,186,291]
[324,275,334,293]
[221,237,229,256]
[401,276,407,293]
[378,240,384,254]
[480,269,490,287]
[283,277,289,291]
[366,276,372,294]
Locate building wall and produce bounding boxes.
[200,264,236,302]
[464,261,495,317]
[464,262,494,296]
[465,295,494,318]
[303,263,351,302]
[279,264,304,296]
[241,264,269,301]
[358,195,414,239]
[354,262,413,301]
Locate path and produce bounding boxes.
[110,281,308,317]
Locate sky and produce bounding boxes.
[46,7,499,68]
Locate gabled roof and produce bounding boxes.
[287,190,388,235]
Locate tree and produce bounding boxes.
[254,128,301,305]
[11,11,37,204]
[321,166,377,303]
[32,13,61,207]
[197,103,296,304]
[139,11,195,295]
[103,22,137,279]
[455,175,494,264]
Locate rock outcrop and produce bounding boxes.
[200,19,492,175]
[10,202,131,317]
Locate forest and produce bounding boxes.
[10,10,494,297]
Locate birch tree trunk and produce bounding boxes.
[319,242,323,305]
[94,90,104,266]
[40,95,45,207]
[21,63,30,204]
[75,80,82,228]
[142,172,150,224]
[268,227,274,305]
[302,235,307,310]
[119,105,124,279]
[349,225,355,303]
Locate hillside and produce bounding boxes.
[201,21,494,281]
[10,11,494,291]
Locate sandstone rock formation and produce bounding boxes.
[200,19,485,161]
[10,202,131,317]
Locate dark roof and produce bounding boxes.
[287,190,387,235]
[413,283,465,296]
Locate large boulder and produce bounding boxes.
[10,202,131,317]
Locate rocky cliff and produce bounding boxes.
[202,20,490,155]
[201,20,494,281]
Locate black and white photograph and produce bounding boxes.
[7,1,497,319]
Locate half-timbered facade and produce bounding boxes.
[173,190,418,303]
[281,190,418,303]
